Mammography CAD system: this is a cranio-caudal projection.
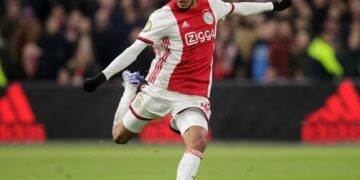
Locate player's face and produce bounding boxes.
[176,0,196,10]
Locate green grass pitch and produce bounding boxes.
[0,142,359,180]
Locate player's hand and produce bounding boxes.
[272,0,292,11]
[83,72,107,93]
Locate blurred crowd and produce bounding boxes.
[0,0,359,86]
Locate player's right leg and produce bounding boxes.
[173,108,209,180]
[111,70,145,144]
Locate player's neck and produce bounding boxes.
[177,0,197,11]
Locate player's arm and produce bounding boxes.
[210,0,291,20]
[232,0,292,16]
[83,9,167,93]
[83,40,148,93]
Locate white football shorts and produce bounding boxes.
[122,84,211,134]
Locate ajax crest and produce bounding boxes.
[203,12,213,25]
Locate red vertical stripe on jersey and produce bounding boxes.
[148,37,170,83]
[149,37,170,83]
[167,0,215,97]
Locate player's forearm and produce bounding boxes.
[102,40,147,79]
[232,2,274,16]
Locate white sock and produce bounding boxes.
[176,149,203,180]
[113,84,137,124]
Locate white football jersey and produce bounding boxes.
[137,0,234,97]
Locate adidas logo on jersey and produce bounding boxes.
[182,21,190,28]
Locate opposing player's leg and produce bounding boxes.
[112,70,144,144]
[174,108,208,180]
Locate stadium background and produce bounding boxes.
[0,0,360,179]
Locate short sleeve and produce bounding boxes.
[208,0,234,21]
[137,9,171,45]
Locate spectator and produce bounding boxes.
[310,0,329,36]
[16,6,42,47]
[10,6,42,78]
[307,17,343,79]
[1,0,22,78]
[0,0,358,84]
[21,42,42,79]
[119,0,134,10]
[77,17,95,64]
[214,21,239,80]
[289,30,311,78]
[251,20,276,83]
[64,17,96,86]
[93,9,117,68]
[66,51,90,86]
[98,0,117,14]
[339,21,360,77]
[120,7,140,47]
[0,27,7,86]
[138,0,157,22]
[234,15,264,77]
[0,26,4,60]
[37,16,72,79]
[0,60,8,87]
[116,1,141,52]
[57,67,72,86]
[65,9,83,44]
[50,4,67,28]
[293,0,312,31]
[269,19,294,77]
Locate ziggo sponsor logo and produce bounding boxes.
[185,29,215,46]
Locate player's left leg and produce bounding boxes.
[113,82,171,144]
[111,71,143,144]
[112,110,149,144]
[173,108,208,180]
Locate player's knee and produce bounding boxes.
[186,136,207,153]
[112,134,129,145]
[187,130,208,152]
[196,135,208,148]
[112,129,129,144]
[112,122,134,144]
[113,138,129,145]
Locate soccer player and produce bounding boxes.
[83,0,291,179]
